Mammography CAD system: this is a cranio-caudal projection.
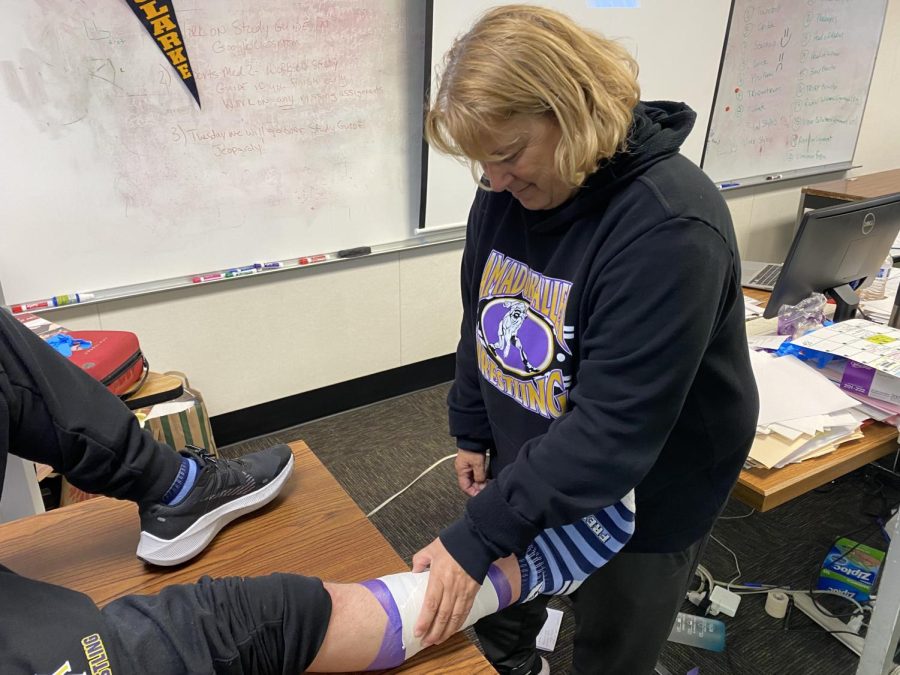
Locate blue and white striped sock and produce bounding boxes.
[517,490,636,603]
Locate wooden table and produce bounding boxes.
[735,289,900,512]
[0,441,492,674]
[799,168,900,214]
[735,422,897,512]
[123,371,184,410]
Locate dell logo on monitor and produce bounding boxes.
[862,212,876,235]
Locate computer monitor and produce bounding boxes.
[764,192,900,320]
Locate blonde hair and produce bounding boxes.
[425,5,640,188]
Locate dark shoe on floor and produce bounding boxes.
[137,444,294,566]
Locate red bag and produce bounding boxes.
[67,330,149,397]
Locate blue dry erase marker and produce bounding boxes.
[719,182,741,189]
[256,261,284,269]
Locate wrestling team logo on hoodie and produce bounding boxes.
[476,250,574,419]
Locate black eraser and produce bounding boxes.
[337,246,372,258]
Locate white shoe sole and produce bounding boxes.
[137,454,294,566]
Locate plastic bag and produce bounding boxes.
[777,293,827,340]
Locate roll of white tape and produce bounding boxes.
[765,591,789,619]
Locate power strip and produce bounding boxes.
[792,593,865,655]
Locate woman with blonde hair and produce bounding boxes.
[412,6,757,673]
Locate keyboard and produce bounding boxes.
[748,263,782,288]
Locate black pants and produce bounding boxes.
[102,573,331,674]
[0,306,181,502]
[0,309,331,673]
[475,536,708,675]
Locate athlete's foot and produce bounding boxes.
[136,445,294,566]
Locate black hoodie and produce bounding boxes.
[440,101,759,583]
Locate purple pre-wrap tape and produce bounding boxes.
[487,563,513,610]
[360,579,406,669]
[841,361,877,395]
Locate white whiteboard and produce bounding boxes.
[0,1,425,305]
[702,0,887,185]
[423,0,732,230]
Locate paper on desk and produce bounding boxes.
[744,295,764,320]
[746,316,781,337]
[750,351,860,427]
[769,411,864,439]
[749,433,810,469]
[857,402,896,423]
[747,425,860,469]
[774,426,861,468]
[767,422,807,441]
[748,334,788,351]
[790,319,900,377]
[860,272,900,324]
[146,400,195,419]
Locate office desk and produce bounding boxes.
[735,423,898,512]
[740,291,900,671]
[799,168,900,213]
[0,441,492,674]
[735,289,899,512]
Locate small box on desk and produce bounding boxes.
[138,385,218,458]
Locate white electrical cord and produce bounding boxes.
[692,563,871,618]
[717,507,756,520]
[695,563,715,595]
[732,588,869,617]
[710,534,742,589]
[366,454,457,517]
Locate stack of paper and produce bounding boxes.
[748,350,865,469]
[859,269,900,324]
[744,295,764,320]
[789,319,900,377]
[790,318,900,425]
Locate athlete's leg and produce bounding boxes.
[320,492,635,671]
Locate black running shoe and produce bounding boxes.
[137,444,294,566]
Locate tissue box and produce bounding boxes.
[817,537,885,602]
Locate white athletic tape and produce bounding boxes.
[377,569,502,659]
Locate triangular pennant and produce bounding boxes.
[126,0,201,108]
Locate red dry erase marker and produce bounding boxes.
[10,298,56,313]
[192,272,225,283]
[298,254,327,265]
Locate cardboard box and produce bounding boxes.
[141,386,218,457]
[817,537,885,602]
